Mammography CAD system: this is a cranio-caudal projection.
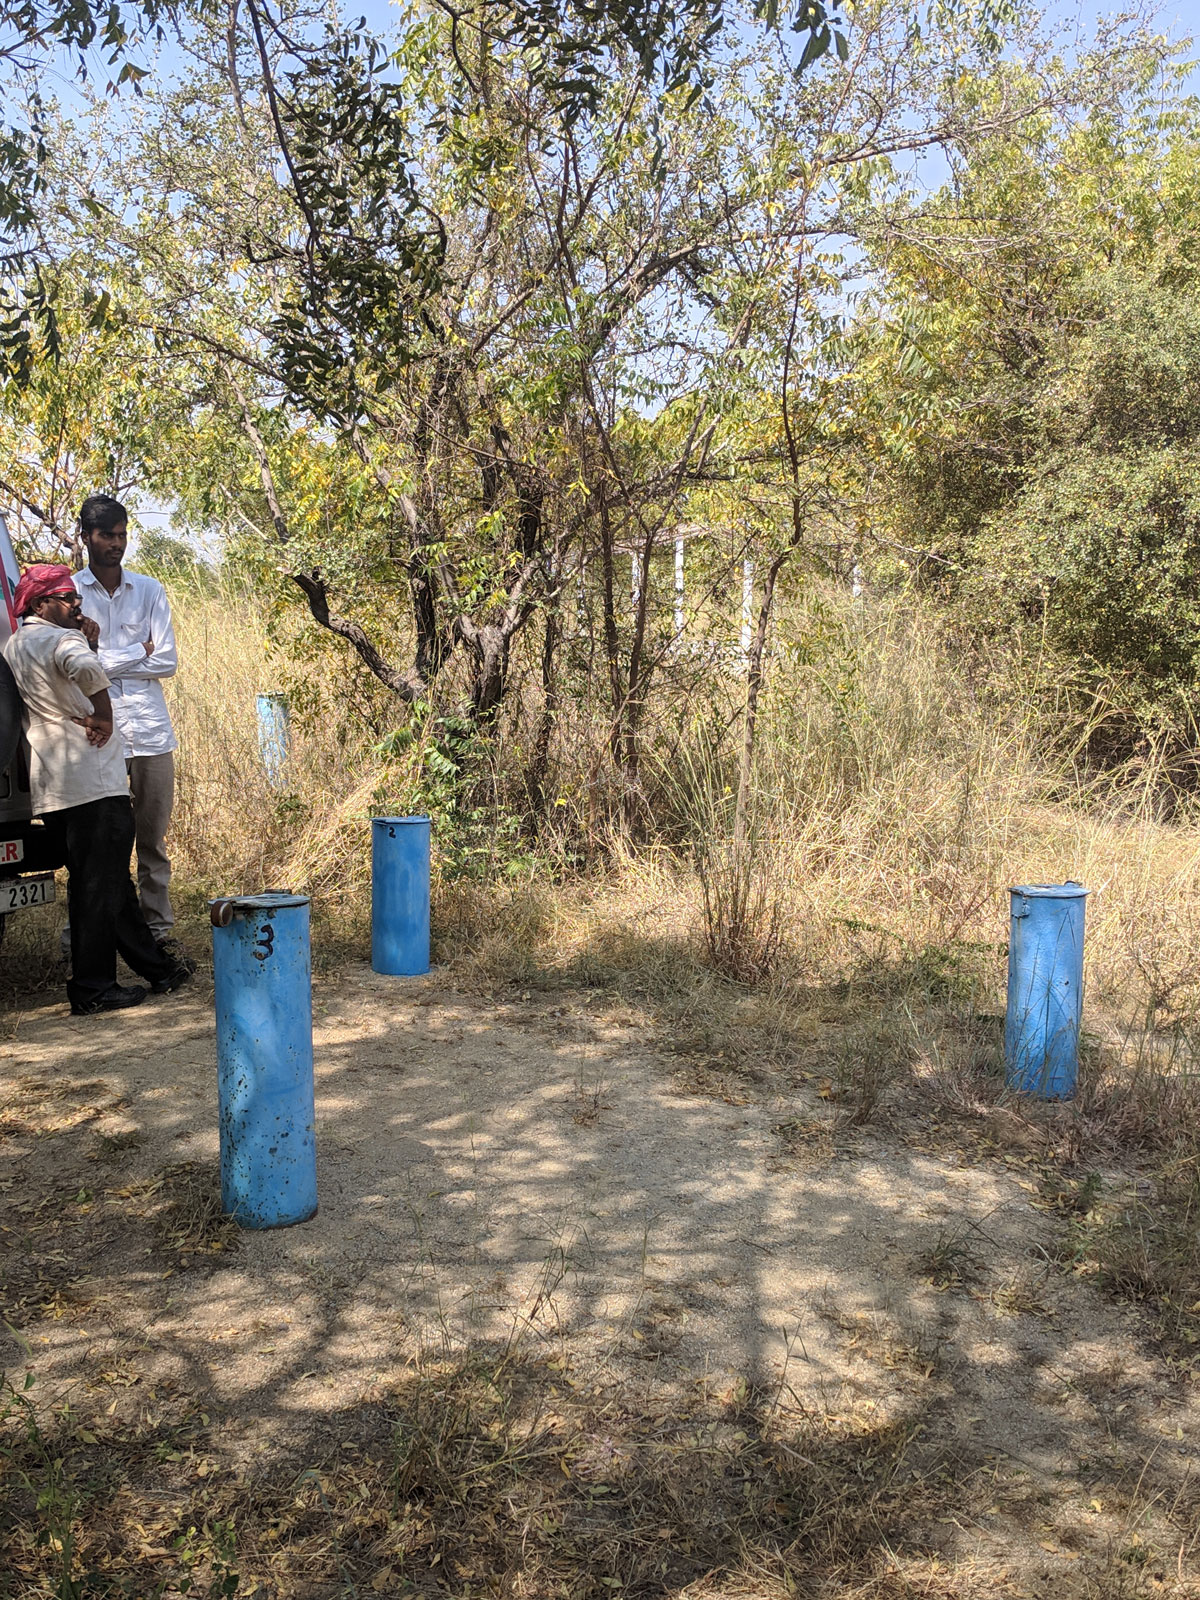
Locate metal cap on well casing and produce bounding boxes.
[209,892,309,926]
[1009,882,1089,899]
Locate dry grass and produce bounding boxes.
[167,580,390,965]
[174,585,1200,1166]
[117,1160,241,1266]
[5,581,1200,1344]
[10,579,1200,1057]
[3,1332,1193,1600]
[1052,1162,1200,1362]
[7,583,1200,1588]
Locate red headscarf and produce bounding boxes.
[13,564,76,618]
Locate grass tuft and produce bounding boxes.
[0,1345,999,1599]
[118,1161,240,1264]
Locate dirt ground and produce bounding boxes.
[2,962,1198,1596]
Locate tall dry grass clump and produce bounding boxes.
[631,589,1200,1032]
[631,593,1046,994]
[18,571,1200,1104]
[163,576,398,956]
[160,576,1200,1064]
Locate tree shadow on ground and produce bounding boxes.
[0,967,1196,1598]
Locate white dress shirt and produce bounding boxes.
[74,568,178,758]
[3,617,128,812]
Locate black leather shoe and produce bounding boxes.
[71,984,148,1016]
[151,962,194,995]
[155,939,197,974]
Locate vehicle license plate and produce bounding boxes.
[2,875,55,913]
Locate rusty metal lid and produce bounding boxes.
[209,892,309,926]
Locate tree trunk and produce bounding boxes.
[599,492,625,773]
[525,604,561,829]
[464,622,511,724]
[733,548,790,857]
[618,522,659,830]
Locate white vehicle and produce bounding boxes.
[0,514,61,940]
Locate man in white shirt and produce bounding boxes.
[3,564,188,1013]
[74,494,182,955]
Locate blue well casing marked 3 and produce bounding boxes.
[1004,882,1089,1100]
[371,815,431,977]
[212,893,317,1228]
[255,693,290,789]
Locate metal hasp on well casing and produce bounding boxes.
[1004,881,1089,1100]
[210,892,317,1228]
[371,816,431,976]
[255,694,290,789]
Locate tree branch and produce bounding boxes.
[223,365,291,545]
[292,570,431,702]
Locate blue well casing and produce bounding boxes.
[212,892,317,1228]
[256,693,290,789]
[371,815,431,976]
[1004,882,1089,1100]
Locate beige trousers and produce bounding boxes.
[126,752,175,941]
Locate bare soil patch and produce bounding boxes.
[2,966,1197,1597]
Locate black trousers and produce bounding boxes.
[41,795,174,1008]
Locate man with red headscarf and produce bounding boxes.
[3,564,189,1013]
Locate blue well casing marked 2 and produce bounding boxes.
[255,693,290,789]
[371,815,431,976]
[212,893,317,1228]
[1004,882,1089,1100]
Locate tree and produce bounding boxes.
[0,0,174,377]
[0,272,188,557]
[0,0,850,374]
[860,48,1200,736]
[14,0,1159,839]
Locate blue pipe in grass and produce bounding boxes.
[371,816,431,976]
[211,892,317,1228]
[1004,882,1089,1100]
[256,693,290,788]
